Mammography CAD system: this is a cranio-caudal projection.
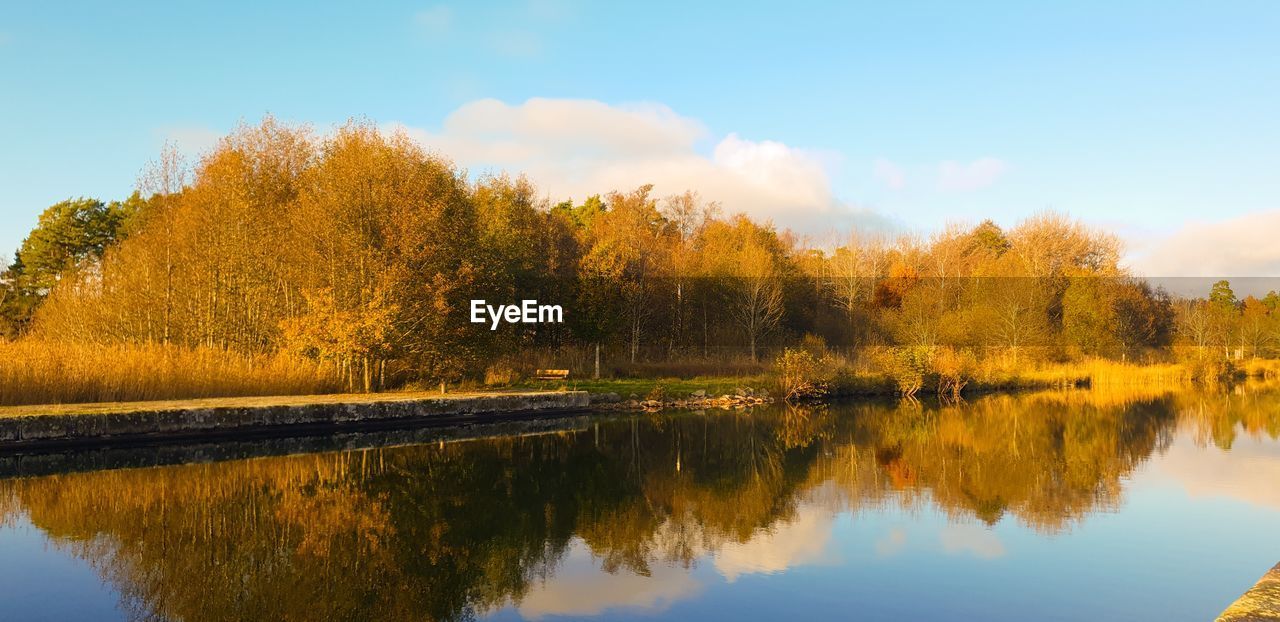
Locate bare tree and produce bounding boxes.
[1177,300,1211,349]
[732,241,785,362]
[137,142,189,344]
[824,229,887,345]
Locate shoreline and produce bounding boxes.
[2,367,1271,450]
[0,412,617,479]
[0,390,591,449]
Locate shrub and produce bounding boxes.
[483,362,520,386]
[775,348,828,401]
[645,384,669,402]
[798,333,828,357]
[1178,348,1236,384]
[879,346,931,397]
[932,346,977,398]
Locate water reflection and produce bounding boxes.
[513,539,702,619]
[2,383,1279,621]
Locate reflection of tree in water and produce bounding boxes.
[811,393,1178,532]
[0,487,16,527]
[2,385,1278,621]
[0,417,815,622]
[1176,381,1280,450]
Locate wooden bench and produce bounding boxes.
[534,369,570,381]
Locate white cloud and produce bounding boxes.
[713,505,837,582]
[516,503,834,617]
[392,97,890,234]
[1154,430,1280,511]
[938,157,1007,192]
[155,125,222,158]
[515,539,701,619]
[873,158,906,190]
[414,5,453,36]
[712,134,835,210]
[1128,209,1280,278]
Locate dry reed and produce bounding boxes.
[0,339,341,406]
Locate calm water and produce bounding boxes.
[2,385,1280,621]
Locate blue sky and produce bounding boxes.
[2,1,1278,275]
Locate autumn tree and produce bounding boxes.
[1239,296,1274,358]
[821,229,889,348]
[289,121,482,391]
[580,185,672,363]
[1111,280,1174,361]
[1008,212,1121,278]
[660,190,719,355]
[699,216,790,361]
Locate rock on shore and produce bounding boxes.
[594,388,774,412]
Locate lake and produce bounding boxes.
[2,384,1279,621]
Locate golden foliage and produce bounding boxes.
[8,115,1277,403]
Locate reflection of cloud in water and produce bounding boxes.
[515,540,701,620]
[713,504,837,582]
[875,527,908,557]
[1156,434,1280,511]
[939,522,1006,559]
[518,503,841,618]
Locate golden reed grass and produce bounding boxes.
[0,339,341,406]
[1240,358,1280,379]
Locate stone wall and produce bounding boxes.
[1218,563,1280,621]
[0,391,590,446]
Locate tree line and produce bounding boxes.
[2,117,1278,391]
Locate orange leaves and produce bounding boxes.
[280,287,398,362]
[872,262,919,309]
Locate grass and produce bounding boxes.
[508,359,1188,400]
[989,359,1185,390]
[0,339,342,407]
[5,336,1278,411]
[1240,358,1280,379]
[513,375,775,398]
[510,355,1280,402]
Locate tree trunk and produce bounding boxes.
[593,343,601,379]
[703,301,708,358]
[673,281,683,356]
[630,321,639,363]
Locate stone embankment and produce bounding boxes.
[590,387,775,411]
[1218,562,1280,621]
[0,391,591,447]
